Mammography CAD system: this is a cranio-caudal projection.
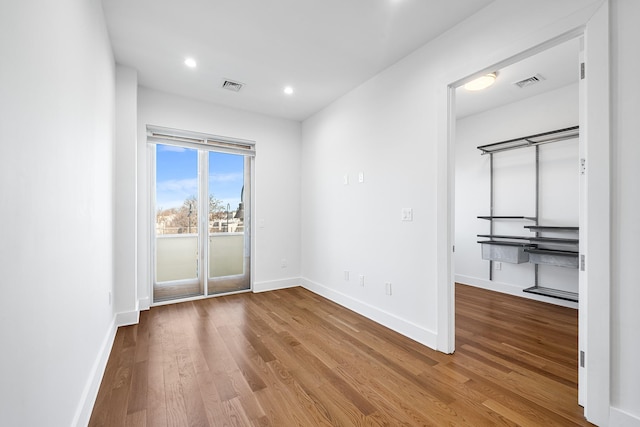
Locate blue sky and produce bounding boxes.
[156,144,244,211]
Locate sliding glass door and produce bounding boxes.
[207,151,251,294]
[150,128,253,303]
[154,144,202,301]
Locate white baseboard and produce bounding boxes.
[253,277,301,293]
[115,304,140,327]
[138,296,150,311]
[455,274,578,309]
[300,277,437,350]
[72,316,118,427]
[610,407,640,427]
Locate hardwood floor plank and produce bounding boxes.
[124,410,146,427]
[221,397,253,427]
[91,284,593,426]
[191,368,227,426]
[126,360,148,415]
[145,312,168,427]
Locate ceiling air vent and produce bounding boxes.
[221,79,244,92]
[513,74,546,89]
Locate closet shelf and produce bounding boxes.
[477,216,537,221]
[524,225,579,231]
[477,234,579,245]
[524,248,578,256]
[476,240,534,247]
[523,286,578,302]
[477,126,579,155]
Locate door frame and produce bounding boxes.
[436,2,610,425]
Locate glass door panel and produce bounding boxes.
[207,151,251,294]
[153,144,202,302]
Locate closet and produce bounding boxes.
[476,126,579,302]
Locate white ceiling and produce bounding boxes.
[456,37,581,118]
[102,0,495,121]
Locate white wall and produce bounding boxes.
[301,0,601,350]
[114,65,139,323]
[455,84,579,308]
[0,0,116,426]
[610,0,640,423]
[137,88,302,302]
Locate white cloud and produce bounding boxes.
[209,172,243,183]
[157,178,198,193]
[156,178,198,208]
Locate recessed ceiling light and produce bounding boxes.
[464,72,497,91]
[284,86,294,95]
[184,57,197,68]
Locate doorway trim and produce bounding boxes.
[436,1,610,425]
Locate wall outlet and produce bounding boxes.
[385,282,392,295]
[495,261,502,270]
[344,271,350,281]
[359,275,365,286]
[281,258,287,268]
[358,171,364,183]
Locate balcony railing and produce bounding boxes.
[155,233,245,282]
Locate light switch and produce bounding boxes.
[358,172,364,183]
[343,174,349,185]
[401,208,413,221]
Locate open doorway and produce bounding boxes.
[438,4,611,423]
[453,35,583,411]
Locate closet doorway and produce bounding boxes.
[453,34,582,400]
[440,5,611,423]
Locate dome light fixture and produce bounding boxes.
[284,86,294,95]
[464,72,497,91]
[184,57,197,68]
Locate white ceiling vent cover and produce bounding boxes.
[513,74,546,89]
[221,79,244,92]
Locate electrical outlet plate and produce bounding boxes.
[385,282,392,295]
[344,271,350,281]
[359,275,365,286]
[401,208,413,221]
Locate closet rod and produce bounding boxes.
[477,125,579,155]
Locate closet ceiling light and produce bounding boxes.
[184,57,197,68]
[464,72,497,91]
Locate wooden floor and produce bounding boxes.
[90,284,592,426]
